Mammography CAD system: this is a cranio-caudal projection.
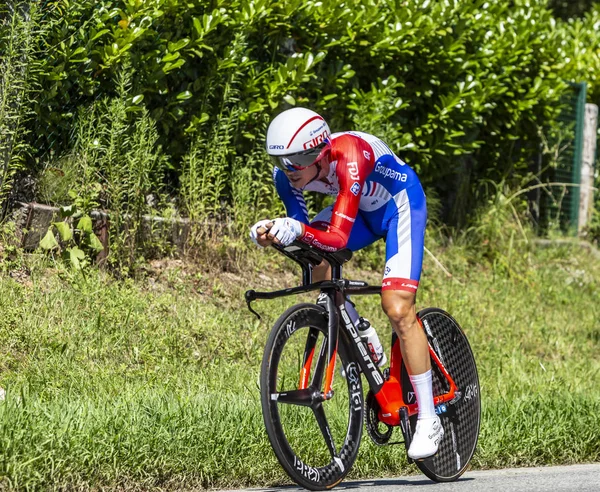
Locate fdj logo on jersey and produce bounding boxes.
[347,162,360,181]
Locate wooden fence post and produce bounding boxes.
[578,103,598,234]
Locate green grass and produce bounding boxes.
[0,238,599,489]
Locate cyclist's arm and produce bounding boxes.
[300,136,374,251]
[273,167,310,224]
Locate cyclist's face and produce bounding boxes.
[284,154,329,189]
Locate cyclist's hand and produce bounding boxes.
[250,219,274,247]
[268,217,303,246]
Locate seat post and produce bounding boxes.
[331,263,342,281]
[302,264,312,286]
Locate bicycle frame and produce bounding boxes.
[245,242,459,428]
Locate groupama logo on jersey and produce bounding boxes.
[375,162,408,182]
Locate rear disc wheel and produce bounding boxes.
[411,308,481,482]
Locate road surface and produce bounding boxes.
[221,464,600,492]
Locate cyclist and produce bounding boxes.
[250,107,442,460]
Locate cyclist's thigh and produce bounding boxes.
[311,205,380,251]
[382,185,427,293]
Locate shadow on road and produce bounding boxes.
[260,476,475,491]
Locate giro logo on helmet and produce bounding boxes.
[269,145,284,150]
[302,129,330,150]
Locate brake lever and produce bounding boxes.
[245,290,261,320]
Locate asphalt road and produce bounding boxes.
[221,464,600,492]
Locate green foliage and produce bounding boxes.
[549,0,600,20]
[38,204,104,270]
[36,67,170,270]
[2,0,600,264]
[0,1,41,215]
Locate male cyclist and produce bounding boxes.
[250,107,443,459]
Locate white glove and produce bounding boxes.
[269,217,303,247]
[250,219,273,247]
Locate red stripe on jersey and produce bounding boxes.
[286,116,325,149]
[381,278,419,292]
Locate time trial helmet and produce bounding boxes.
[266,107,331,171]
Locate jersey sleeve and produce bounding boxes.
[272,167,310,224]
[300,135,375,251]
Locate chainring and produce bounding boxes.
[365,390,394,445]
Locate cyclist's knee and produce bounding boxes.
[381,290,417,334]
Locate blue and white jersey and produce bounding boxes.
[273,130,427,292]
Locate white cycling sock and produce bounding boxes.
[409,369,436,420]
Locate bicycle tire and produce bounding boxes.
[412,308,481,482]
[260,303,363,490]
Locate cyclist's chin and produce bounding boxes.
[288,175,307,189]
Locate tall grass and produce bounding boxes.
[180,32,248,226]
[35,69,170,270]
[0,218,598,488]
[0,1,39,216]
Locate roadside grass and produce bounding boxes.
[0,237,599,489]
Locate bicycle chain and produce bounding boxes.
[364,390,394,446]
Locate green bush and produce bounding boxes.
[2,0,600,253]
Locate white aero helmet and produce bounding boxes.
[266,107,331,171]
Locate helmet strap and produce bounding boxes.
[306,162,322,186]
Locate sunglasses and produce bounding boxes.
[271,142,330,172]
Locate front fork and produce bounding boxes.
[298,289,340,399]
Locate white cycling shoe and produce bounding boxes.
[407,416,444,460]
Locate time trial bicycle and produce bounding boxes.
[245,240,480,490]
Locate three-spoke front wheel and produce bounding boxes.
[260,304,364,490]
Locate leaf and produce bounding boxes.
[68,247,86,270]
[247,101,264,113]
[168,38,190,52]
[70,47,86,57]
[305,52,314,70]
[53,222,73,242]
[77,216,93,234]
[193,17,203,36]
[176,91,193,100]
[39,230,59,250]
[132,94,144,104]
[161,52,180,63]
[88,233,105,252]
[283,94,296,105]
[91,29,110,42]
[163,58,186,73]
[60,205,76,217]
